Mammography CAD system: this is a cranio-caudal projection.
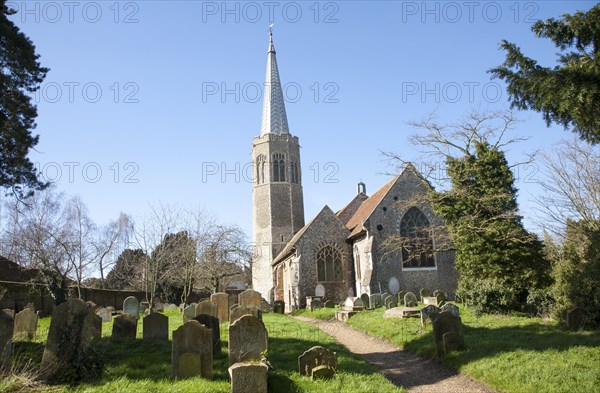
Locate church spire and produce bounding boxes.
[260,28,290,136]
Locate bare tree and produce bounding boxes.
[93,213,132,288]
[536,138,600,236]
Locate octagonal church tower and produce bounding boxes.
[252,30,305,301]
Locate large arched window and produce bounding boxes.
[400,207,435,269]
[272,153,286,182]
[316,245,342,282]
[256,155,266,184]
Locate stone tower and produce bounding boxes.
[252,30,305,301]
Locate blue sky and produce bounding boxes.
[6,0,596,237]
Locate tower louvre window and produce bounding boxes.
[272,153,286,182]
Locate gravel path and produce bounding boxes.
[295,316,496,393]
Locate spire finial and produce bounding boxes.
[268,23,275,52]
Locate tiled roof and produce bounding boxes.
[336,192,369,226]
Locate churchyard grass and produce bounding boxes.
[347,305,600,393]
[3,310,404,392]
[293,307,338,320]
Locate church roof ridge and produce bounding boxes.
[260,29,290,136]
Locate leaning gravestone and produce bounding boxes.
[228,315,268,365]
[40,299,100,382]
[420,288,432,301]
[230,305,262,324]
[13,308,38,340]
[369,293,382,308]
[273,300,285,314]
[440,303,460,317]
[432,312,465,357]
[123,296,140,319]
[298,346,337,378]
[172,320,212,380]
[196,300,217,318]
[211,292,229,323]
[96,307,112,323]
[360,293,370,309]
[420,305,441,328]
[229,362,268,393]
[112,314,138,340]
[397,290,406,306]
[0,310,14,370]
[143,312,168,340]
[404,292,418,307]
[238,289,262,309]
[193,314,221,354]
[566,308,586,331]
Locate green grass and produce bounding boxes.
[292,307,338,320]
[346,305,600,393]
[4,310,404,393]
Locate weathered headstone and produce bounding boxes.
[310,299,322,311]
[228,315,268,365]
[0,310,14,370]
[381,292,391,304]
[360,293,370,309]
[229,305,262,324]
[397,290,406,306]
[404,292,418,307]
[260,299,271,312]
[324,300,335,308]
[229,362,268,393]
[385,296,398,309]
[164,303,178,310]
[342,297,364,311]
[431,312,465,357]
[123,296,140,319]
[440,303,460,317]
[420,305,441,328]
[298,346,337,378]
[566,308,586,331]
[388,277,400,295]
[211,292,229,323]
[96,307,112,323]
[436,292,447,306]
[112,314,138,340]
[369,294,382,308]
[238,289,262,309]
[92,314,102,340]
[315,284,326,298]
[196,300,217,318]
[13,308,37,340]
[193,314,221,355]
[273,300,285,314]
[143,313,168,340]
[40,299,100,382]
[183,303,197,322]
[420,288,432,301]
[172,320,212,380]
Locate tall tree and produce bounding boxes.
[490,4,600,144]
[0,1,49,197]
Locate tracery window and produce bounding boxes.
[316,245,342,282]
[400,207,435,269]
[272,153,285,182]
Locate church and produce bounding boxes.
[251,32,457,311]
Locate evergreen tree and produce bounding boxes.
[0,1,49,197]
[490,4,600,144]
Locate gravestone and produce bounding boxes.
[143,312,168,340]
[420,288,432,301]
[112,314,137,340]
[566,308,586,331]
[369,294,382,308]
[423,296,439,306]
[92,314,102,339]
[273,300,285,314]
[397,290,406,306]
[404,292,418,307]
[172,320,212,380]
[2,309,14,318]
[140,302,149,314]
[315,284,326,298]
[420,305,441,328]
[96,307,112,323]
[388,277,400,295]
[25,303,35,312]
[432,312,465,357]
[0,310,14,370]
[360,293,370,309]
[183,303,197,322]
[310,299,322,311]
[211,292,229,323]
[195,300,217,318]
[385,296,398,309]
[228,315,268,365]
[229,362,268,393]
[13,308,37,340]
[238,289,262,309]
[436,292,446,306]
[40,299,100,381]
[440,303,460,317]
[343,297,364,311]
[123,296,140,319]
[261,299,272,312]
[324,300,335,308]
[230,305,262,324]
[193,314,221,354]
[298,346,337,377]
[164,303,177,310]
